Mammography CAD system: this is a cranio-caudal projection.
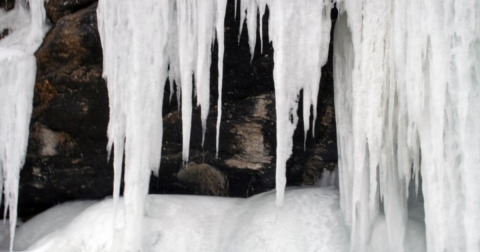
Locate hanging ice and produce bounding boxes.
[334,0,480,251]
[97,0,227,251]
[215,0,228,158]
[0,0,48,251]
[97,1,170,250]
[237,0,332,205]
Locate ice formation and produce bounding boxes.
[236,0,332,206]
[334,0,480,251]
[0,0,477,251]
[97,0,227,251]
[0,0,48,250]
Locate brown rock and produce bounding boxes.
[44,0,98,24]
[15,0,338,217]
[18,2,111,217]
[225,95,274,170]
[177,162,228,196]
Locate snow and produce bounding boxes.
[0,201,95,251]
[334,0,480,251]
[4,188,349,252]
[0,187,430,252]
[0,0,48,250]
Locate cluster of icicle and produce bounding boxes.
[0,0,49,251]
[96,0,227,251]
[97,0,332,250]
[334,0,480,251]
[238,0,333,205]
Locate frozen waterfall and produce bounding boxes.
[0,0,479,251]
[334,0,480,251]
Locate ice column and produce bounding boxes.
[98,1,170,250]
[215,0,228,157]
[238,0,332,205]
[0,0,48,250]
[334,0,480,251]
[97,1,227,251]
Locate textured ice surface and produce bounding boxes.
[334,0,480,251]
[0,0,48,250]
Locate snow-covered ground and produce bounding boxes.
[0,187,426,252]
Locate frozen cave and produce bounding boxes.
[0,0,479,252]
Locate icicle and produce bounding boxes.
[97,0,129,227]
[98,1,228,250]
[257,1,266,54]
[0,0,48,251]
[215,0,228,157]
[0,53,36,252]
[269,0,331,206]
[175,0,227,161]
[98,0,170,251]
[334,0,480,251]
[236,0,331,206]
[195,0,215,147]
[238,0,259,60]
[176,0,197,163]
[234,0,238,20]
[167,1,181,106]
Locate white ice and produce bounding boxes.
[97,1,227,251]
[334,0,480,251]
[0,0,48,250]
[237,0,332,206]
[2,1,478,252]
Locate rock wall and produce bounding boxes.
[5,0,337,217]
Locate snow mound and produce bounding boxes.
[11,188,349,252]
[3,187,426,252]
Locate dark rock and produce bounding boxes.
[16,0,338,217]
[0,0,14,11]
[44,0,98,24]
[19,2,111,217]
[0,29,9,40]
[177,163,228,196]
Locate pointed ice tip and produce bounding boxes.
[303,135,307,151]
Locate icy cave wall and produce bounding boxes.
[0,0,338,217]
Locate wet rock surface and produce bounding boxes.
[13,0,337,217]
